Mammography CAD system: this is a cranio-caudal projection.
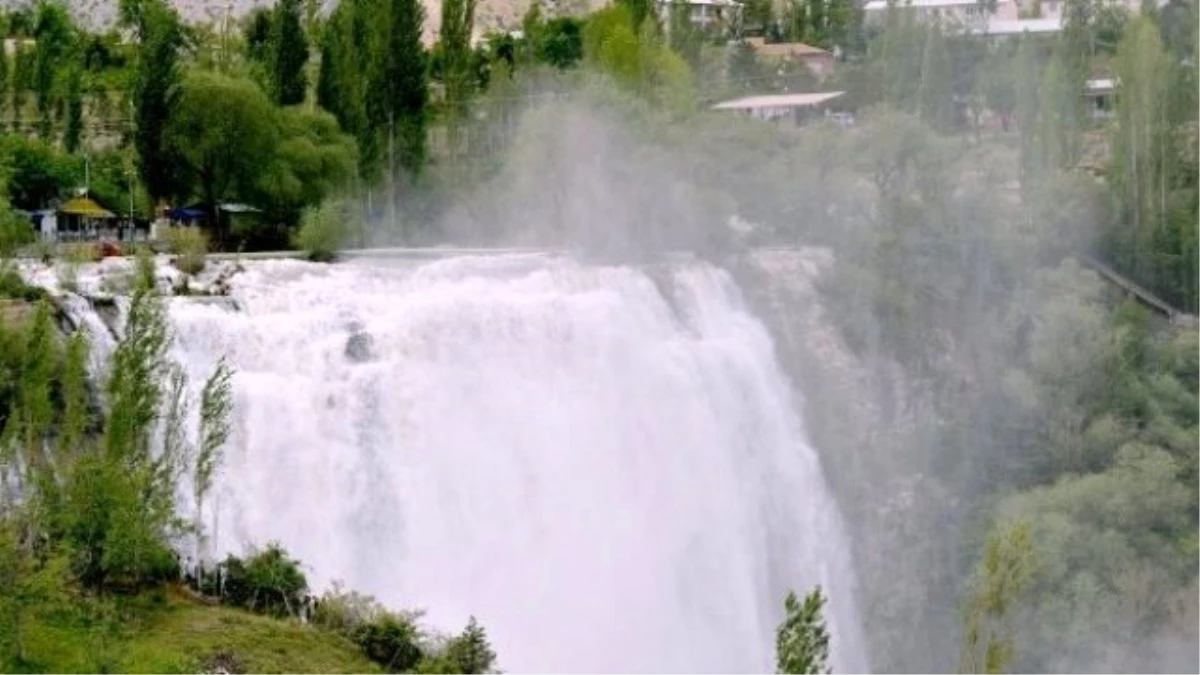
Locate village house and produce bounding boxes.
[745,37,837,82]
[656,0,743,32]
[863,0,1019,31]
[711,91,846,126]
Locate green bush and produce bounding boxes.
[0,265,46,301]
[213,543,308,618]
[0,209,34,257]
[354,613,424,673]
[294,200,349,263]
[162,227,208,275]
[311,583,425,673]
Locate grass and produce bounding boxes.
[14,586,382,674]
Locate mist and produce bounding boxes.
[352,54,1197,673]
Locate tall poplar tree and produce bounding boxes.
[387,0,429,180]
[9,41,24,132]
[63,58,83,153]
[1111,18,1169,245]
[32,1,73,140]
[132,0,183,205]
[441,0,477,158]
[269,0,309,106]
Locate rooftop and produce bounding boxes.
[712,91,845,111]
[657,0,741,6]
[865,0,1012,10]
[746,38,831,58]
[978,17,1064,34]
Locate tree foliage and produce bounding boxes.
[268,0,309,105]
[131,0,183,204]
[776,587,831,675]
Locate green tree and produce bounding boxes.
[131,0,183,206]
[256,105,358,222]
[31,0,73,140]
[960,520,1035,674]
[667,1,702,70]
[166,71,279,245]
[0,48,10,122]
[0,514,73,667]
[244,7,273,63]
[61,271,180,589]
[269,0,309,105]
[980,51,1016,132]
[317,0,385,180]
[775,587,831,675]
[1104,17,1171,289]
[193,359,231,559]
[63,58,82,153]
[441,0,478,159]
[443,616,497,674]
[1014,36,1039,188]
[9,40,26,132]
[916,22,953,129]
[538,17,585,68]
[386,0,429,182]
[617,0,655,31]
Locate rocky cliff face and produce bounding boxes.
[731,247,966,673]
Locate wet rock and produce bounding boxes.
[345,332,374,363]
[203,651,244,675]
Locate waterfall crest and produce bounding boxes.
[56,254,867,673]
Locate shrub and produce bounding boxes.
[0,265,46,301]
[162,227,208,275]
[0,209,33,257]
[294,200,349,263]
[312,583,426,673]
[214,543,308,618]
[354,613,425,673]
[311,582,386,633]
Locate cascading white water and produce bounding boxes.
[69,253,867,673]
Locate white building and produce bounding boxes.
[863,0,1019,31]
[711,91,846,125]
[656,0,742,31]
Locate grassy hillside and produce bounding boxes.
[13,586,382,674]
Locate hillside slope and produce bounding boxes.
[16,586,382,674]
[0,0,601,43]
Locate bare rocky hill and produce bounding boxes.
[7,0,599,42]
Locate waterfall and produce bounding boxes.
[59,253,868,673]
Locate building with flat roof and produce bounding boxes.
[711,91,846,125]
[864,0,1018,30]
[657,0,742,32]
[744,37,837,81]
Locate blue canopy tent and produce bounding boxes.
[167,207,207,222]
